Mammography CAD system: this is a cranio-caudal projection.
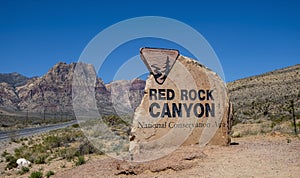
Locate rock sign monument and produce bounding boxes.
[129,48,233,162]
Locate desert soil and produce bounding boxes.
[54,134,300,178]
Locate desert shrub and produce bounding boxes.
[243,129,259,136]
[72,123,80,128]
[242,111,252,116]
[34,154,48,164]
[29,171,43,178]
[27,139,34,145]
[75,155,85,166]
[14,145,29,158]
[22,166,30,172]
[78,140,102,155]
[46,170,55,178]
[18,166,30,175]
[231,132,241,138]
[270,122,276,129]
[270,115,287,129]
[32,143,47,154]
[44,135,63,148]
[1,150,9,157]
[5,155,17,169]
[14,145,37,162]
[58,147,78,161]
[231,112,243,125]
[103,115,129,127]
[13,143,50,164]
[30,145,49,163]
[43,129,83,149]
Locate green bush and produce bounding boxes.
[34,154,47,164]
[103,115,129,127]
[18,166,30,175]
[78,141,101,155]
[1,150,9,157]
[271,122,276,129]
[43,131,80,149]
[46,170,55,178]
[29,171,43,178]
[75,155,85,166]
[5,155,17,169]
[58,147,78,161]
[44,135,63,148]
[14,145,31,160]
[72,123,80,128]
[22,166,30,172]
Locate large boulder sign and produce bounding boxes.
[129,47,232,162]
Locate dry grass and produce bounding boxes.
[0,124,103,177]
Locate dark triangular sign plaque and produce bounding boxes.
[140,47,179,85]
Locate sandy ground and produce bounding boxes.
[53,134,300,178]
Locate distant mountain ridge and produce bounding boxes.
[0,72,34,87]
[0,62,145,121]
[0,62,299,126]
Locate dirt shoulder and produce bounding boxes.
[54,134,300,178]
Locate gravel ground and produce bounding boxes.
[54,134,300,178]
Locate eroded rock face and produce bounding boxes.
[105,79,145,116]
[16,62,78,114]
[129,55,232,161]
[0,82,20,111]
[0,62,146,117]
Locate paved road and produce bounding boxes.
[0,120,77,141]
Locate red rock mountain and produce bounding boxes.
[0,62,146,120]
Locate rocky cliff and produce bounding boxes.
[0,62,146,121]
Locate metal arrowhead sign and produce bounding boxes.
[140,47,179,85]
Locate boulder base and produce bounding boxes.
[130,55,232,162]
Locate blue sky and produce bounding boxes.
[0,0,299,83]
